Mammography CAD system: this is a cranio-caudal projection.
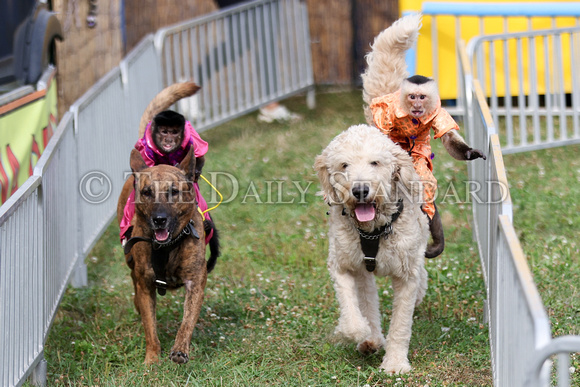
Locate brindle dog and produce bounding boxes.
[117,147,215,364]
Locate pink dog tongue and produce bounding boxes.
[355,203,375,222]
[155,229,169,242]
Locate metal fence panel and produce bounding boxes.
[33,113,81,332]
[0,177,44,387]
[466,82,556,386]
[469,81,499,283]
[459,37,580,386]
[467,26,580,154]
[154,0,315,132]
[420,2,580,117]
[70,67,133,258]
[496,215,552,386]
[120,34,164,145]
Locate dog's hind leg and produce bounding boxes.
[380,274,420,375]
[355,272,385,355]
[415,266,428,307]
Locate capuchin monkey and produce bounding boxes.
[400,75,486,161]
[368,75,486,258]
[150,110,205,182]
[362,14,487,258]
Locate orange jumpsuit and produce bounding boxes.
[369,89,459,219]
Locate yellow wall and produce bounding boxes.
[400,0,579,99]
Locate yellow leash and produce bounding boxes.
[198,174,223,215]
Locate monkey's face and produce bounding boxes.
[400,77,439,119]
[405,93,429,118]
[154,125,183,154]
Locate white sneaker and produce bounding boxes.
[257,104,302,123]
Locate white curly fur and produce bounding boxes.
[361,13,422,124]
[314,125,429,375]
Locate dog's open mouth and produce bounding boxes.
[154,229,170,242]
[354,202,376,222]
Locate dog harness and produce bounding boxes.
[357,199,404,272]
[123,219,200,295]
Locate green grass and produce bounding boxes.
[505,144,580,337]
[40,88,576,386]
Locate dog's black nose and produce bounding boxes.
[152,216,168,228]
[352,183,369,201]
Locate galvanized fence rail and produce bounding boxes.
[458,37,580,387]
[419,1,580,120]
[467,26,580,154]
[0,1,314,385]
[0,176,45,387]
[155,0,315,132]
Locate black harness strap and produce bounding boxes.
[151,245,171,295]
[123,219,200,295]
[358,199,404,272]
[123,236,149,256]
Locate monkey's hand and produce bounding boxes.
[195,156,205,183]
[465,148,486,160]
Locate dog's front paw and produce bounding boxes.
[169,351,189,364]
[334,320,371,343]
[379,357,411,375]
[357,339,383,355]
[144,352,160,365]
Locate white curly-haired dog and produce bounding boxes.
[315,124,429,375]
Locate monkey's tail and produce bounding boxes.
[361,13,422,124]
[138,81,201,138]
[205,220,220,274]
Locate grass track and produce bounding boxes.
[40,89,578,386]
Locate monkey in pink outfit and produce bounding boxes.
[120,110,216,246]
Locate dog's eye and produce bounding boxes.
[171,187,179,196]
[341,162,349,169]
[141,187,152,197]
[370,161,379,166]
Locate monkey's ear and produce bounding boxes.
[178,146,196,181]
[130,149,148,173]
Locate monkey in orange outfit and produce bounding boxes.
[369,75,486,258]
[361,14,486,258]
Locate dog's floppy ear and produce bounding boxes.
[130,149,148,173]
[314,153,339,204]
[392,153,422,203]
[177,145,196,182]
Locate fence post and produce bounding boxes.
[29,355,47,386]
[306,87,316,109]
[70,259,88,288]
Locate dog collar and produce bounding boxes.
[123,219,199,255]
[358,199,404,272]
